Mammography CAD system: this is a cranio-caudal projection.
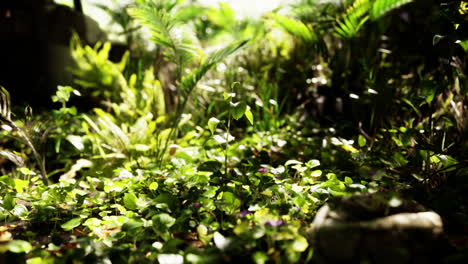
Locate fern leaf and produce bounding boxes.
[128,5,177,49]
[180,39,249,94]
[270,13,318,42]
[94,108,130,151]
[335,0,371,39]
[370,0,413,20]
[129,2,200,66]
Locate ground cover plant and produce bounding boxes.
[0,0,467,263]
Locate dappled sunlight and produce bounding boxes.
[0,0,466,262]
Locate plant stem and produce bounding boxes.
[225,105,231,177]
[12,123,49,185]
[157,92,189,167]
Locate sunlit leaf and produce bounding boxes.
[253,251,269,264]
[310,170,322,178]
[285,160,303,166]
[345,177,353,184]
[149,182,159,191]
[11,204,28,218]
[213,232,232,250]
[291,235,309,252]
[158,254,184,264]
[208,117,220,135]
[213,135,227,144]
[7,240,32,253]
[245,109,254,125]
[123,193,139,210]
[232,102,247,120]
[358,135,367,147]
[220,192,241,214]
[152,213,176,230]
[61,218,82,231]
[305,159,320,169]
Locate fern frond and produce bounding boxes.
[335,0,372,39]
[129,2,200,66]
[128,5,177,48]
[270,13,318,42]
[370,0,413,20]
[180,39,249,94]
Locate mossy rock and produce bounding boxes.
[309,193,450,264]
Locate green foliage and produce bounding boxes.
[270,13,318,42]
[180,39,249,95]
[0,0,465,263]
[61,217,82,231]
[71,37,130,101]
[335,0,414,38]
[370,0,414,20]
[129,1,201,68]
[127,1,249,165]
[0,87,49,185]
[335,0,371,38]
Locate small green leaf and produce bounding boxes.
[104,181,126,193]
[134,144,150,152]
[310,170,322,178]
[358,135,367,147]
[392,152,408,166]
[61,217,82,231]
[213,135,227,144]
[67,135,85,151]
[231,81,241,91]
[7,240,32,253]
[223,92,233,100]
[220,192,241,214]
[253,251,269,264]
[344,177,353,184]
[231,102,247,120]
[83,218,102,229]
[152,213,176,230]
[26,257,43,264]
[123,193,139,210]
[208,117,220,135]
[305,159,320,168]
[3,193,15,210]
[13,179,29,193]
[12,204,28,218]
[291,235,309,252]
[285,160,303,166]
[244,109,254,125]
[149,182,159,191]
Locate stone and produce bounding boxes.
[309,193,449,264]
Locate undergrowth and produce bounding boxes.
[0,0,467,263]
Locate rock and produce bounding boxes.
[309,193,449,264]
